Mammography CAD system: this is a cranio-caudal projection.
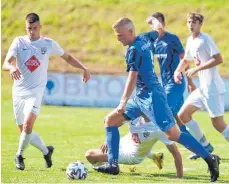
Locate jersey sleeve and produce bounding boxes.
[50,40,65,56]
[139,31,158,42]
[4,37,19,64]
[126,47,142,72]
[205,34,220,57]
[184,39,193,61]
[172,35,184,55]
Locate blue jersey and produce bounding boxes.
[125,36,161,99]
[153,32,185,87]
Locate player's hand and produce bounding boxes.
[146,16,163,29]
[116,102,126,114]
[185,68,198,78]
[174,71,182,84]
[10,66,21,80]
[188,81,196,93]
[100,142,108,154]
[82,68,90,83]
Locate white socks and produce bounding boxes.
[16,131,49,156]
[30,131,49,155]
[185,119,210,147]
[222,126,229,142]
[16,131,32,156]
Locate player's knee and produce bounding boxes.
[104,115,112,126]
[23,124,33,134]
[85,150,95,163]
[178,111,191,123]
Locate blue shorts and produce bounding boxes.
[124,87,175,132]
[164,82,185,117]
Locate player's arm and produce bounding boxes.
[179,53,196,92]
[174,58,189,84]
[186,35,222,78]
[117,71,138,113]
[186,53,222,78]
[166,143,183,178]
[61,52,90,83]
[146,16,164,37]
[2,38,21,80]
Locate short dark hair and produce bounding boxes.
[26,13,40,23]
[151,12,165,23]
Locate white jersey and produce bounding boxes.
[124,117,173,158]
[4,35,64,96]
[184,32,225,97]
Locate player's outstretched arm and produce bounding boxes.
[117,71,138,114]
[166,144,183,178]
[61,52,90,83]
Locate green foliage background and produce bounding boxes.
[2,0,229,74]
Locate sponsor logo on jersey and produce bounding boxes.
[41,47,47,55]
[132,133,141,144]
[143,131,150,138]
[155,54,167,59]
[24,56,40,72]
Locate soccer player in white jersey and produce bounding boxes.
[2,13,90,170]
[174,12,229,154]
[85,116,183,178]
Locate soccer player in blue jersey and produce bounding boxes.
[94,17,220,182]
[145,12,214,160]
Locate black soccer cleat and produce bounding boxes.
[44,146,54,168]
[208,154,221,182]
[15,155,25,170]
[93,163,120,175]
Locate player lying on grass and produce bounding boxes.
[85,116,183,178]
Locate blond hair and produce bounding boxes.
[112,17,135,32]
[187,12,204,23]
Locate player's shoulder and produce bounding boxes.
[41,36,56,43]
[15,35,27,42]
[200,32,214,41]
[166,32,180,40]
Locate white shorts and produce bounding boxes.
[13,93,43,125]
[118,132,173,165]
[184,88,224,118]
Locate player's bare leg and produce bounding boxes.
[211,116,229,141]
[85,149,108,165]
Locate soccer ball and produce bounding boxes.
[66,161,88,180]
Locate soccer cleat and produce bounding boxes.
[188,143,214,160]
[44,146,54,168]
[208,155,220,182]
[152,152,164,170]
[15,155,25,170]
[93,163,120,175]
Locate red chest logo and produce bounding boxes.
[24,56,40,72]
[132,133,141,144]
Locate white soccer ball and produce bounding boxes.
[66,161,88,180]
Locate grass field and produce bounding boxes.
[1,75,229,183]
